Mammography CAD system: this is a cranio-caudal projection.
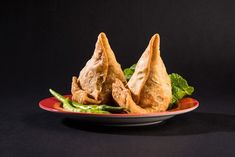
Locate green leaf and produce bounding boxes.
[123,64,136,81]
[130,64,136,70]
[169,73,195,107]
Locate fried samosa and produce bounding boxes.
[71,32,126,104]
[112,34,172,113]
[112,78,148,114]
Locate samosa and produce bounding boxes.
[112,34,172,113]
[72,33,126,104]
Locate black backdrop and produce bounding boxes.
[1,0,235,157]
[2,0,235,97]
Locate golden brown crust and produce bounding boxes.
[71,33,126,104]
[71,76,101,104]
[127,36,153,104]
[112,79,147,114]
[112,78,170,114]
[71,33,171,113]
[126,34,172,113]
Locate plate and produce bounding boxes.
[39,96,199,126]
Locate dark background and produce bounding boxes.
[1,0,235,157]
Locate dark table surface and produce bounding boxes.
[1,93,235,157]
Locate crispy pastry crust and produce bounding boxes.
[113,34,172,113]
[71,33,126,104]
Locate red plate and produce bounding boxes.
[39,96,199,126]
